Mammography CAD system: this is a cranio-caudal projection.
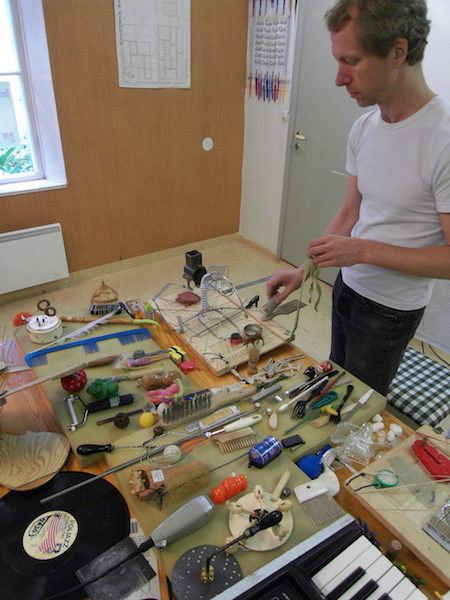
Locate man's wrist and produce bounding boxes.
[361,238,375,264]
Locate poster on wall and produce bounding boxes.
[114,0,190,88]
[246,0,297,103]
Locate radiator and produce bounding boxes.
[0,223,69,294]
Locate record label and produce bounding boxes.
[23,510,78,560]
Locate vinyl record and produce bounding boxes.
[0,471,130,600]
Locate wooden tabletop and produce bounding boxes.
[0,323,447,599]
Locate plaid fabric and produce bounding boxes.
[387,347,450,427]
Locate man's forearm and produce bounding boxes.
[362,240,450,279]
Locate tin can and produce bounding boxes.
[248,435,282,468]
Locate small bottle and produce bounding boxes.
[386,539,402,561]
[247,345,260,375]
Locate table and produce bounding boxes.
[0,322,447,599]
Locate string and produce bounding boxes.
[289,257,312,337]
[353,478,450,494]
[289,257,322,337]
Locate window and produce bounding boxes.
[0,0,66,196]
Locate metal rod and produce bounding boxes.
[40,406,258,504]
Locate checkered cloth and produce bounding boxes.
[387,347,450,427]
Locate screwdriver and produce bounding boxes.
[77,442,152,455]
[77,425,166,455]
[77,416,263,454]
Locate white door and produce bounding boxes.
[280,0,366,285]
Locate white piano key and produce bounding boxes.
[324,555,392,600]
[387,576,418,600]
[314,544,381,593]
[312,535,374,588]
[407,590,428,599]
[363,565,405,599]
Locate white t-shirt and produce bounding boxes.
[343,96,450,310]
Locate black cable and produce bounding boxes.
[428,343,450,368]
[42,537,155,600]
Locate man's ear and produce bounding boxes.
[392,38,408,66]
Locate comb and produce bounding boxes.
[25,328,151,367]
[214,427,257,454]
[294,482,344,526]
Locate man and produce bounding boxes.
[266,0,450,395]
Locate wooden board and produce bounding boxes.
[104,423,327,582]
[154,284,294,375]
[0,430,70,490]
[1,0,247,273]
[13,325,196,467]
[104,377,387,581]
[345,426,450,586]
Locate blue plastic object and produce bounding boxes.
[295,444,332,479]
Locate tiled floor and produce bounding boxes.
[1,234,449,429]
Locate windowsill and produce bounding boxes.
[0,178,68,197]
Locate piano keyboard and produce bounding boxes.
[213,514,427,600]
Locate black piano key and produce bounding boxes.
[235,567,323,599]
[349,579,379,600]
[326,566,366,600]
[302,521,362,575]
[377,595,391,600]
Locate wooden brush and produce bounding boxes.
[214,427,257,453]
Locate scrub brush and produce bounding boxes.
[129,460,211,509]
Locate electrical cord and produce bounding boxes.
[42,537,155,600]
[419,341,450,368]
[428,343,450,367]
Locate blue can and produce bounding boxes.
[248,435,282,468]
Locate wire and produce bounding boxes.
[428,343,450,368]
[416,341,450,367]
[43,539,154,600]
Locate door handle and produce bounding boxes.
[294,131,307,149]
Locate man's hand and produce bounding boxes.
[266,268,304,305]
[307,234,365,267]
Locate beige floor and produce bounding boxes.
[0,234,333,363]
[1,234,449,428]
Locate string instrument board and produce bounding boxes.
[345,426,450,587]
[154,286,294,376]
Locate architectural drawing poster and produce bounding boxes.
[114,0,190,88]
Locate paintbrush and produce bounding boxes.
[61,315,158,326]
[0,355,119,402]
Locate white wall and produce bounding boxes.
[239,100,290,252]
[239,0,450,253]
[423,0,450,100]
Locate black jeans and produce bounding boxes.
[330,271,425,396]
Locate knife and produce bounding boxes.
[341,389,374,422]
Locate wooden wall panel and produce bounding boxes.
[1,0,247,272]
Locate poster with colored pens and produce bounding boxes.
[247,0,297,103]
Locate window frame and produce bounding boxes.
[0,0,67,197]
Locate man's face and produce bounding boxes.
[331,19,398,108]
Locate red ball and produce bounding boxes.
[60,370,87,392]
